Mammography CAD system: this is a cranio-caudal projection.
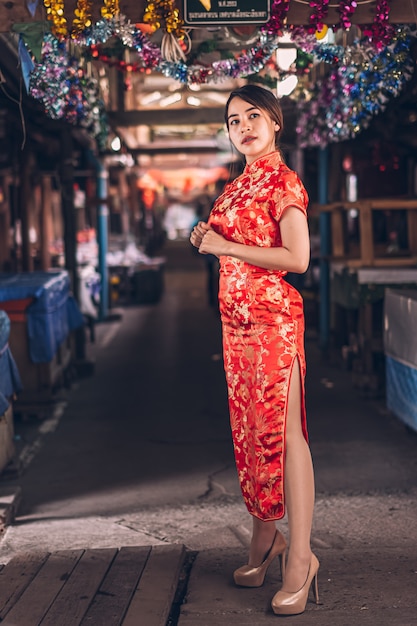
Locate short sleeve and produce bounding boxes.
[270,168,309,222]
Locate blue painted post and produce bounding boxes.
[97,161,109,320]
[318,147,330,353]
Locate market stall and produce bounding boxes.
[0,271,84,413]
[384,289,417,433]
[0,311,22,474]
[313,199,417,394]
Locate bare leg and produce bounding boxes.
[282,358,315,592]
[248,516,276,567]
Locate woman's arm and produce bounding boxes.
[198,207,310,273]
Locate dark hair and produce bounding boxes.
[224,84,284,148]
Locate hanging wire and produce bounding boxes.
[0,75,27,150]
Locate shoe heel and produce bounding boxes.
[233,530,287,588]
[271,553,320,616]
[279,552,286,579]
[312,572,319,604]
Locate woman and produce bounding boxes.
[190,84,318,616]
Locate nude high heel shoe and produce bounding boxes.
[233,530,287,588]
[271,553,319,615]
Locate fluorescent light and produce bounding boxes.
[206,92,229,105]
[186,96,201,107]
[277,75,298,97]
[140,91,162,105]
[278,32,293,44]
[111,136,121,151]
[159,93,182,107]
[276,47,297,71]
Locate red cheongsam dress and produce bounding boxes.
[208,151,309,521]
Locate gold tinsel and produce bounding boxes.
[43,0,68,38]
[101,0,120,20]
[143,0,185,40]
[72,0,93,37]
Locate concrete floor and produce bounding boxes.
[1,239,417,624]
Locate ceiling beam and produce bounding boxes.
[1,1,416,32]
[130,145,219,155]
[108,107,225,126]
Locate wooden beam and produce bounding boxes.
[39,175,53,270]
[108,107,225,126]
[1,0,416,32]
[0,178,11,271]
[331,208,345,259]
[359,201,374,266]
[344,256,417,268]
[407,210,417,256]
[59,127,78,297]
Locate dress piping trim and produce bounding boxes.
[251,352,307,522]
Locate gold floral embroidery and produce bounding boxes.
[209,152,309,521]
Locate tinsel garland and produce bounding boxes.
[69,0,395,83]
[261,0,290,35]
[43,0,67,38]
[139,0,188,62]
[338,0,358,30]
[30,0,414,149]
[88,42,313,84]
[307,0,330,34]
[296,26,415,148]
[101,0,120,19]
[72,15,279,84]
[38,0,397,77]
[29,34,109,149]
[362,0,394,50]
[143,0,185,39]
[72,0,92,38]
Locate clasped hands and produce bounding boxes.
[190,221,228,257]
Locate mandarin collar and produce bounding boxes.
[243,151,283,175]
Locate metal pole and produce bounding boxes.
[96,161,109,320]
[318,147,330,353]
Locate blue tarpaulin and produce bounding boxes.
[386,356,417,433]
[0,271,84,364]
[0,311,23,415]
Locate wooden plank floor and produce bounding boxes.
[0,544,186,626]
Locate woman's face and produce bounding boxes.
[226,96,279,165]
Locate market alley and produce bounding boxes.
[1,240,417,625]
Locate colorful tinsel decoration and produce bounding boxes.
[72,15,279,84]
[43,0,68,39]
[29,34,109,149]
[72,0,92,38]
[307,0,330,34]
[142,0,188,62]
[262,0,290,35]
[362,0,394,50]
[101,0,120,20]
[29,0,416,149]
[143,0,185,39]
[296,26,416,148]
[338,0,358,30]
[70,0,397,83]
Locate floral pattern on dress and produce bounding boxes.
[209,152,309,521]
